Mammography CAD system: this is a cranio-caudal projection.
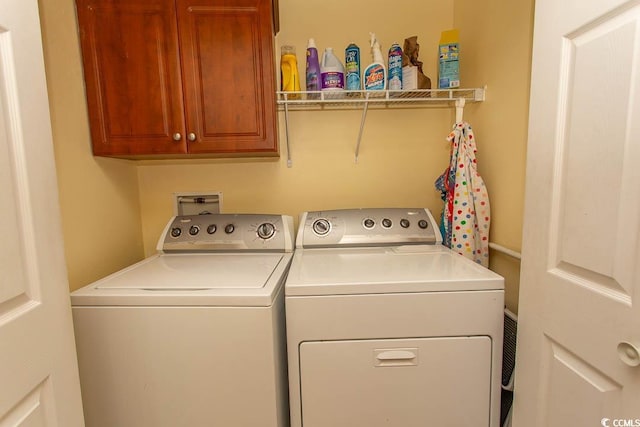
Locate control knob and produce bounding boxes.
[363,218,375,229]
[225,224,235,234]
[312,219,331,236]
[382,218,393,228]
[400,219,411,229]
[207,224,217,234]
[189,225,200,236]
[418,220,429,229]
[170,227,182,238]
[257,222,276,240]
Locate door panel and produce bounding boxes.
[543,340,622,427]
[514,0,640,424]
[0,56,29,308]
[0,0,84,425]
[300,337,492,427]
[554,7,638,296]
[0,381,54,427]
[177,0,278,154]
[76,0,187,155]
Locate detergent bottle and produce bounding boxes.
[438,29,460,88]
[280,45,301,97]
[320,47,345,91]
[305,38,321,93]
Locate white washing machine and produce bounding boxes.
[285,208,504,427]
[71,213,294,427]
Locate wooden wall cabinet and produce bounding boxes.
[76,0,278,158]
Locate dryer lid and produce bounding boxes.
[285,245,504,296]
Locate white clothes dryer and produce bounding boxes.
[285,208,504,427]
[71,214,294,427]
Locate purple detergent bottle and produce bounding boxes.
[306,38,321,97]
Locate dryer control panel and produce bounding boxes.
[158,214,295,252]
[297,208,442,248]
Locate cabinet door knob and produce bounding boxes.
[617,341,640,367]
[188,133,197,141]
[172,133,182,141]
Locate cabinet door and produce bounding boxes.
[177,0,278,155]
[77,0,187,155]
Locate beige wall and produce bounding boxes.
[138,0,456,252]
[454,0,535,313]
[39,0,533,312]
[38,0,145,291]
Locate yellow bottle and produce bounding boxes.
[280,45,301,98]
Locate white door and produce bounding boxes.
[513,0,640,425]
[0,0,85,425]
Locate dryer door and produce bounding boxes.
[299,336,492,427]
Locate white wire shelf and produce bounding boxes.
[277,88,485,109]
[276,87,486,167]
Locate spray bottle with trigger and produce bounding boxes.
[363,32,386,91]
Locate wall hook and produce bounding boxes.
[455,97,466,123]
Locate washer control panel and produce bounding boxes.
[297,208,442,248]
[158,214,295,252]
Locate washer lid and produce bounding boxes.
[95,253,282,290]
[71,253,291,306]
[285,245,504,296]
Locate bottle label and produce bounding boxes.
[346,73,361,91]
[388,44,403,90]
[321,71,345,90]
[438,42,460,88]
[307,72,319,91]
[364,65,385,90]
